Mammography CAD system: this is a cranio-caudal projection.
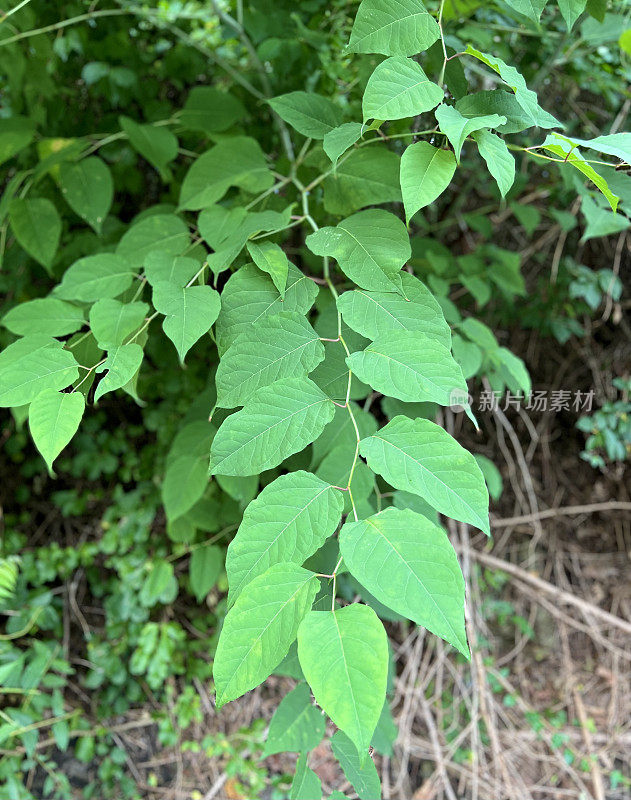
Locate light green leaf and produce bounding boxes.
[116,214,189,268]
[473,129,515,197]
[0,116,36,166]
[189,545,223,602]
[400,141,456,223]
[213,564,319,707]
[144,253,200,287]
[502,0,548,23]
[493,346,531,395]
[120,116,178,181]
[331,730,381,800]
[215,263,319,355]
[89,299,148,349]
[540,133,619,211]
[264,682,325,756]
[316,445,375,515]
[152,281,221,363]
[210,377,334,476]
[570,132,631,165]
[58,157,113,233]
[323,122,363,164]
[179,137,274,210]
[180,86,246,133]
[56,254,135,302]
[216,312,325,408]
[94,343,143,402]
[311,341,371,402]
[2,298,84,338]
[434,104,506,162]
[340,507,469,655]
[268,92,342,139]
[298,604,388,757]
[216,474,258,507]
[346,332,469,408]
[464,46,560,129]
[9,198,61,272]
[226,470,342,603]
[312,401,377,467]
[247,241,289,298]
[474,454,503,501]
[359,415,490,533]
[306,209,410,294]
[0,337,80,407]
[558,0,587,29]
[348,0,440,56]
[290,753,322,800]
[323,146,401,215]
[363,56,443,122]
[372,702,398,755]
[337,272,450,346]
[28,390,85,472]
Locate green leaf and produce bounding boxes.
[580,195,630,241]
[312,401,377,467]
[372,702,398,755]
[540,134,619,211]
[348,0,440,56]
[474,454,503,501]
[359,416,490,533]
[0,116,36,166]
[464,46,560,129]
[179,137,274,210]
[58,157,113,233]
[28,390,85,472]
[163,454,210,521]
[152,281,221,363]
[400,142,456,223]
[247,241,289,298]
[316,445,375,515]
[264,682,325,756]
[180,86,246,133]
[473,129,515,197]
[213,564,319,707]
[311,342,371,402]
[89,299,148,349]
[94,343,143,402]
[2,298,84,338]
[139,560,176,607]
[570,132,631,164]
[363,56,443,122]
[268,92,342,139]
[331,730,381,800]
[502,0,548,23]
[306,210,410,294]
[189,545,223,602]
[215,263,319,355]
[9,198,61,272]
[558,0,587,29]
[144,253,200,288]
[323,146,401,215]
[340,507,468,655]
[0,337,80,407]
[120,116,178,181]
[116,214,189,268]
[456,90,539,135]
[323,122,363,164]
[290,753,322,800]
[298,604,388,757]
[346,332,469,408]
[435,104,506,163]
[216,312,325,408]
[337,272,450,346]
[56,254,135,302]
[226,471,343,603]
[210,377,334,476]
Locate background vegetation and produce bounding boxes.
[0,1,630,798]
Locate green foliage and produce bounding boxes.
[0,0,627,795]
